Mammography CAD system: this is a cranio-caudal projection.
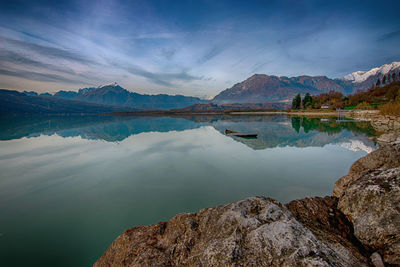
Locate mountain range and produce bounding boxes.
[2,62,399,114]
[0,89,136,114]
[50,82,207,110]
[213,62,400,103]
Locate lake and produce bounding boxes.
[0,114,377,267]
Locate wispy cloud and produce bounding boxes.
[197,42,228,65]
[0,68,85,84]
[0,50,78,75]
[250,61,272,74]
[0,36,96,65]
[118,63,202,87]
[159,48,176,60]
[0,0,399,96]
[128,32,181,40]
[378,29,400,41]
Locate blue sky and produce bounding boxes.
[0,0,399,97]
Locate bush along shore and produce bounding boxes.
[94,120,400,267]
[290,81,400,112]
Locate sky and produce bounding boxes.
[0,0,399,98]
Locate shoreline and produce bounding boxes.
[111,109,347,117]
[349,110,400,143]
[230,111,343,116]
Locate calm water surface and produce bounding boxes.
[0,115,376,266]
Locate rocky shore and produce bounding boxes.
[95,115,400,267]
[349,110,400,144]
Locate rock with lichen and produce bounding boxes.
[337,167,400,265]
[286,196,370,264]
[334,142,400,198]
[94,197,369,267]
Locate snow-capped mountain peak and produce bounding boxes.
[99,82,119,88]
[343,62,400,83]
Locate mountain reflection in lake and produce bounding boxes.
[0,114,376,149]
[0,114,376,267]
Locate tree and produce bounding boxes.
[291,98,296,109]
[291,117,301,133]
[291,93,302,109]
[296,94,301,109]
[376,78,381,87]
[301,117,312,133]
[303,93,313,108]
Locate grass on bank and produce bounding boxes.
[379,100,400,115]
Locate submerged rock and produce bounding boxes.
[338,167,400,265]
[95,197,369,267]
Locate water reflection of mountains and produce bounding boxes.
[0,115,205,142]
[0,115,376,150]
[211,116,376,150]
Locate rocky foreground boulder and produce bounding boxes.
[333,142,400,265]
[333,141,400,198]
[338,167,400,265]
[95,197,369,267]
[285,196,370,264]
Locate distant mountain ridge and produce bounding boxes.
[0,89,135,114]
[213,62,400,103]
[213,74,347,103]
[51,82,207,110]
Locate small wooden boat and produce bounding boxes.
[225,129,257,139]
[225,129,238,134]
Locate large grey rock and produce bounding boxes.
[286,196,369,264]
[377,132,400,144]
[370,252,384,267]
[338,167,400,265]
[95,197,369,266]
[334,142,400,198]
